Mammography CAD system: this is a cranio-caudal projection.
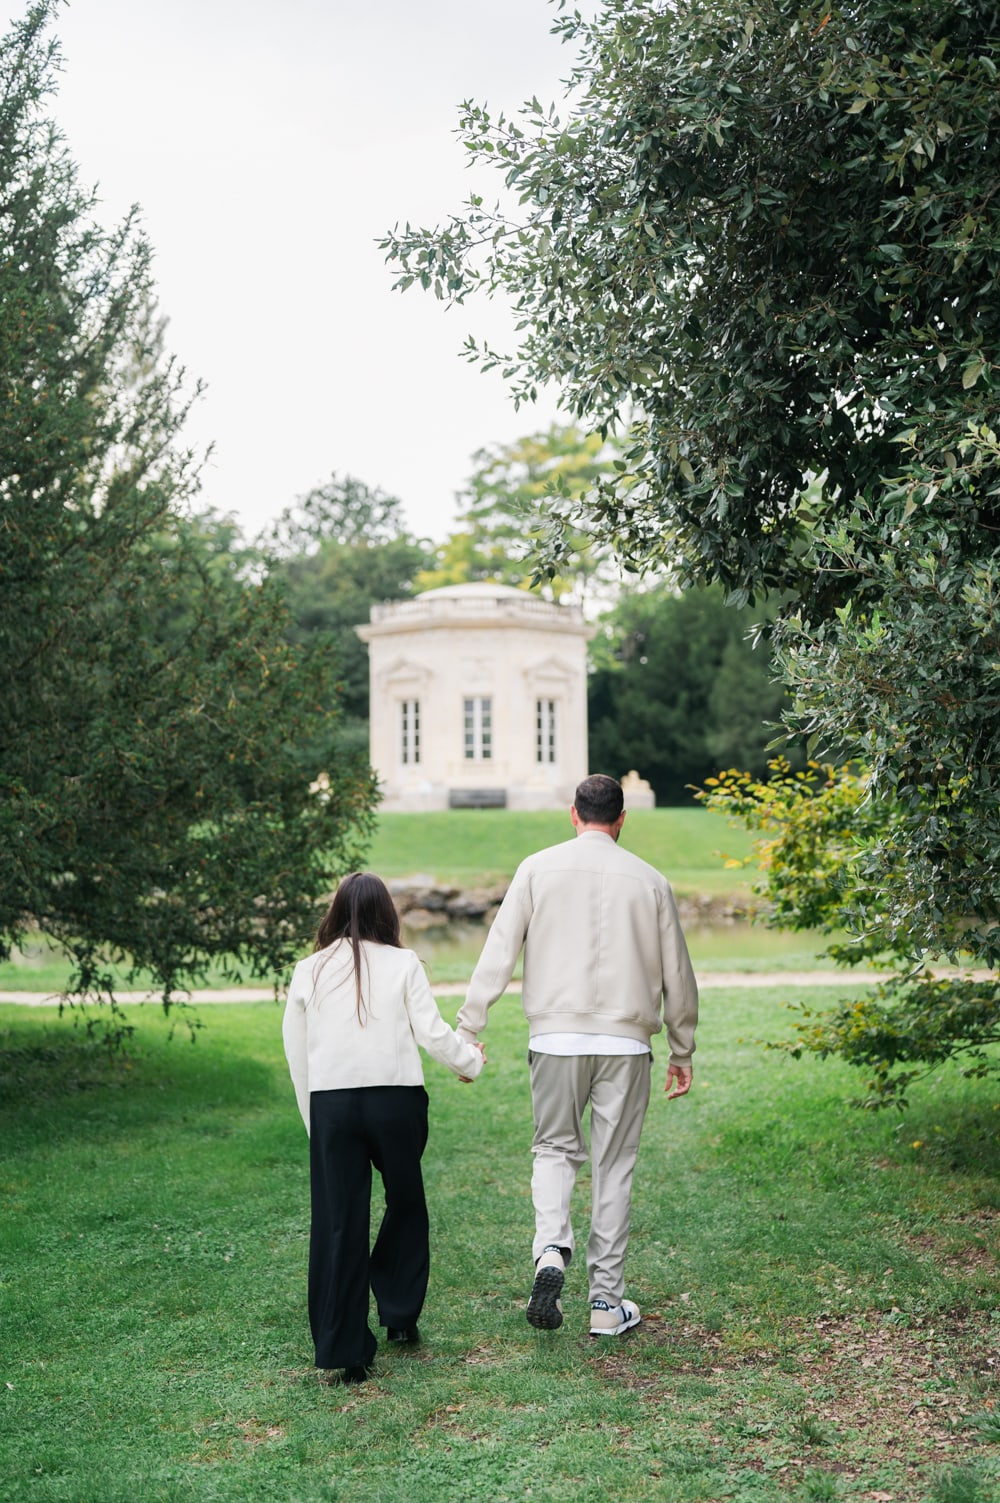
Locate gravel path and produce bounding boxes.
[1,967,990,1006]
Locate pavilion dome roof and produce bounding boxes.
[415,582,530,600]
[359,577,591,636]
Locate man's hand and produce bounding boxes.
[664,1063,692,1099]
[459,1040,487,1084]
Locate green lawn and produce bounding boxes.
[0,808,764,996]
[409,920,848,986]
[367,807,755,895]
[0,937,254,997]
[0,920,850,996]
[1,994,996,1502]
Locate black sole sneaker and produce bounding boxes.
[526,1264,565,1330]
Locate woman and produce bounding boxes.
[283,872,485,1384]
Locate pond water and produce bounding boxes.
[403,917,846,985]
[0,920,856,996]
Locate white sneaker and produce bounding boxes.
[589,1298,641,1336]
[527,1245,565,1330]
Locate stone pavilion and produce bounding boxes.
[357,582,593,811]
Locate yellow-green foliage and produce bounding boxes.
[697,761,1000,1109]
[696,759,881,947]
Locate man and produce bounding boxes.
[456,774,698,1337]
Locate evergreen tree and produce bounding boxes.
[0,6,376,1008]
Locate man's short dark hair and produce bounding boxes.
[574,774,624,825]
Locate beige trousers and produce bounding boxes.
[528,1050,652,1305]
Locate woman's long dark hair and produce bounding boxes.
[314,872,402,1022]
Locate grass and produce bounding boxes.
[367,806,756,895]
[0,808,776,996]
[0,936,252,996]
[410,921,848,985]
[0,921,855,995]
[1,990,997,1502]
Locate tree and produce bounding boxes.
[264,474,433,727]
[266,473,419,560]
[588,584,788,802]
[384,0,999,603]
[382,0,1000,1099]
[699,762,1000,1108]
[142,506,262,648]
[0,6,377,1012]
[417,425,620,606]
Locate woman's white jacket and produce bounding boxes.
[283,940,483,1132]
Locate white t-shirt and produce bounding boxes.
[528,1032,650,1056]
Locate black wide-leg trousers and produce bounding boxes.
[308,1085,430,1370]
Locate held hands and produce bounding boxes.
[664,1063,693,1100]
[459,1039,487,1084]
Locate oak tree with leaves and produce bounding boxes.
[416,424,618,606]
[384,0,1000,1103]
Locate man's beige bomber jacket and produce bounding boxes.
[456,830,699,1068]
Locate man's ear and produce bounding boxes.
[570,805,581,831]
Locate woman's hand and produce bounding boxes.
[459,1040,487,1083]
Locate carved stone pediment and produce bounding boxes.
[376,656,433,690]
[522,654,576,690]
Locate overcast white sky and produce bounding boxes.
[44,0,590,544]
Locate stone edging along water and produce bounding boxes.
[388,877,748,932]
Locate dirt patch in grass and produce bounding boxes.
[594,1307,999,1485]
[462,1343,505,1368]
[190,1417,287,1462]
[908,1208,999,1278]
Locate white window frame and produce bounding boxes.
[536,697,558,764]
[463,696,492,761]
[400,699,420,765]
